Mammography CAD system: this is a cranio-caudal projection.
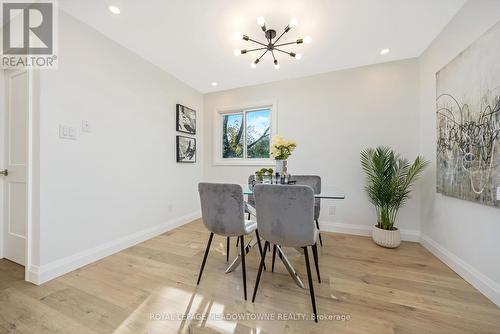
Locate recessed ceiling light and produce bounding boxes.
[380,48,390,55]
[108,5,121,15]
[211,82,218,86]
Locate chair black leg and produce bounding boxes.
[312,243,321,283]
[255,230,266,270]
[197,232,214,285]
[226,237,230,262]
[240,235,247,300]
[303,247,318,322]
[315,219,323,246]
[252,241,269,302]
[248,212,251,220]
[236,237,239,247]
[271,244,277,272]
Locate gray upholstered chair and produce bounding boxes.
[291,175,323,246]
[197,183,264,300]
[251,184,321,322]
[235,175,257,249]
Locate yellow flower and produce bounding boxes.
[270,135,297,160]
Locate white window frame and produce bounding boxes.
[213,100,277,166]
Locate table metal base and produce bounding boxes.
[225,238,305,289]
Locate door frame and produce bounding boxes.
[1,68,34,281]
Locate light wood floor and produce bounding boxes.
[1,219,499,334]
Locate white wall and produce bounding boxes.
[418,0,500,306]
[30,12,203,283]
[204,59,422,237]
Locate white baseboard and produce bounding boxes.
[420,233,500,307]
[28,211,201,285]
[319,221,420,242]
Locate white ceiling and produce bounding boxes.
[59,0,466,93]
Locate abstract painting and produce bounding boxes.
[436,20,500,208]
[176,104,196,134]
[177,136,196,163]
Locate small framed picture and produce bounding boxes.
[176,135,196,163]
[176,104,196,135]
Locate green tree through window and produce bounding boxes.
[222,108,271,159]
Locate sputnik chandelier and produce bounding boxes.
[234,16,311,69]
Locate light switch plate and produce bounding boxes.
[59,125,77,140]
[82,120,91,133]
[496,186,500,201]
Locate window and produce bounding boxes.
[215,103,276,165]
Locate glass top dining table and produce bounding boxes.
[226,183,346,289]
[240,184,346,199]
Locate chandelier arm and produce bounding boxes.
[247,47,268,53]
[247,38,268,47]
[274,48,293,56]
[274,41,299,48]
[257,50,269,61]
[271,50,277,62]
[272,29,288,45]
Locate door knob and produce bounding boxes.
[0,169,8,176]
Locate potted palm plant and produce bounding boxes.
[360,147,428,248]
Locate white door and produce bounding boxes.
[1,70,28,265]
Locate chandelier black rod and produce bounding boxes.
[257,50,269,61]
[247,47,268,52]
[271,50,277,62]
[274,41,300,48]
[247,38,268,47]
[273,30,288,45]
[274,48,293,56]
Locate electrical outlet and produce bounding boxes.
[328,206,336,216]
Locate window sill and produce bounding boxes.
[213,159,275,167]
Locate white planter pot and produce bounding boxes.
[372,225,401,248]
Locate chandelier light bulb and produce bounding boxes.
[251,62,257,68]
[289,18,298,28]
[274,60,280,69]
[108,5,121,15]
[257,16,266,27]
[233,49,241,56]
[304,36,312,44]
[234,32,243,40]
[295,53,302,60]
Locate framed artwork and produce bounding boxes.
[176,135,196,163]
[436,20,500,208]
[176,104,196,135]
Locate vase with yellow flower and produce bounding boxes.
[270,135,297,177]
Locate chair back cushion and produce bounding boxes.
[198,183,245,236]
[291,175,321,219]
[254,184,316,247]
